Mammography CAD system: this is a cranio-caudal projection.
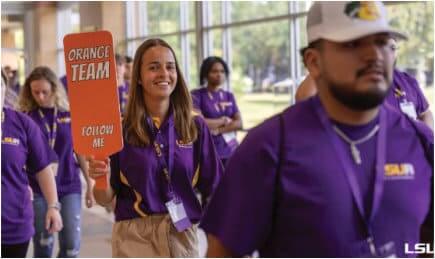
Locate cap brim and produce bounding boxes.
[322,28,407,43]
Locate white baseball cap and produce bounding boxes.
[307,1,407,44]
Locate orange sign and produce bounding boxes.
[63,31,123,189]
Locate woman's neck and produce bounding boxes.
[144,95,170,123]
[207,84,221,92]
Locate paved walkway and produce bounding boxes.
[26,202,207,257]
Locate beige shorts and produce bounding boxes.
[112,214,198,258]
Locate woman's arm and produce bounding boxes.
[217,112,243,134]
[35,164,63,234]
[77,154,95,208]
[204,117,227,130]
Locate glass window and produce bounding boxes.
[188,33,199,88]
[147,2,180,34]
[387,2,433,88]
[230,1,289,23]
[210,2,222,25]
[188,2,196,29]
[210,29,223,57]
[298,16,308,77]
[230,20,291,132]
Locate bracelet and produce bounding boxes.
[48,202,61,211]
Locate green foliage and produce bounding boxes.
[387,2,434,70]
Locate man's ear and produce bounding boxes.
[304,48,321,80]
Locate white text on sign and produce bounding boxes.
[68,46,111,82]
[81,124,114,149]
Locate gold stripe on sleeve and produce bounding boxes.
[120,171,148,217]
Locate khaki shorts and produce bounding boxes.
[112,214,198,258]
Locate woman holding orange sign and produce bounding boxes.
[88,38,223,257]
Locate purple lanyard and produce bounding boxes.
[312,96,386,254]
[38,107,58,149]
[392,76,408,103]
[146,115,176,198]
[207,89,224,113]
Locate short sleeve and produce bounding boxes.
[22,113,58,175]
[200,115,281,256]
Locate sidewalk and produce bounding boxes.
[26,201,207,257]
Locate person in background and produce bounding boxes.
[201,1,433,257]
[124,55,133,88]
[18,66,94,257]
[88,38,222,257]
[1,67,18,109]
[60,74,68,94]
[191,56,243,166]
[296,39,433,130]
[2,67,63,258]
[115,54,129,115]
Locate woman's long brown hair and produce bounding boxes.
[18,66,69,112]
[124,38,197,146]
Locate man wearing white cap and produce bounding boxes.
[200,1,433,257]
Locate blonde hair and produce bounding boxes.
[19,66,69,112]
[124,38,198,146]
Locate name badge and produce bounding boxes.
[222,131,236,143]
[165,199,192,232]
[222,131,238,150]
[400,101,417,120]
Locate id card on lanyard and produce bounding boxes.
[313,97,396,257]
[146,116,192,232]
[394,87,418,120]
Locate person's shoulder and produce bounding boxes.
[5,108,39,130]
[190,87,205,95]
[58,109,71,117]
[384,103,432,140]
[394,69,419,86]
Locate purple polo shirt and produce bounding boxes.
[118,82,130,115]
[200,96,433,257]
[384,69,429,117]
[1,108,58,244]
[27,108,82,197]
[191,87,240,159]
[110,113,223,223]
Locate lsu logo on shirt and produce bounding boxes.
[176,140,193,148]
[384,163,415,180]
[57,117,71,123]
[2,136,20,146]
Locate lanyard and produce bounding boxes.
[392,76,408,103]
[207,89,224,113]
[38,107,58,149]
[312,96,386,255]
[146,115,176,198]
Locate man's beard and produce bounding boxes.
[329,82,390,111]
